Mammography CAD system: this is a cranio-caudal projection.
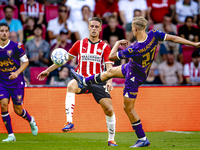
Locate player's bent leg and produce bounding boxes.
[62,79,80,132]
[123,97,150,148]
[13,105,38,136]
[101,65,124,81]
[99,98,118,146]
[0,98,16,142]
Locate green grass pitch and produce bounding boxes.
[1,132,200,150]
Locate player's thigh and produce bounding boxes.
[67,79,81,93]
[0,86,10,109]
[11,88,24,105]
[106,65,124,78]
[90,83,111,103]
[124,97,136,109]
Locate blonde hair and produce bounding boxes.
[132,17,147,30]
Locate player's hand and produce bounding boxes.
[117,39,129,47]
[9,72,18,80]
[194,42,200,48]
[106,79,113,91]
[37,70,50,81]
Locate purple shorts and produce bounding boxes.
[0,86,24,105]
[121,63,142,99]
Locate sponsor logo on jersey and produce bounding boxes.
[7,50,13,57]
[97,49,102,53]
[81,54,101,63]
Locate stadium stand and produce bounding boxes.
[30,67,48,85]
[182,45,198,64]
[45,5,58,23]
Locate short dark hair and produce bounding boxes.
[89,17,102,25]
[0,22,10,31]
[33,24,43,31]
[192,50,200,58]
[81,5,90,12]
[185,16,194,22]
[3,5,14,13]
[134,9,141,13]
[108,15,117,20]
[164,14,171,18]
[58,4,67,11]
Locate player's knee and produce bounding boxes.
[67,80,78,92]
[14,106,22,115]
[123,104,133,113]
[1,103,8,111]
[104,106,113,116]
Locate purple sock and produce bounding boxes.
[132,120,146,139]
[85,73,102,86]
[19,109,32,122]
[1,111,13,134]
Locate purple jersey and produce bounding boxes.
[118,30,166,83]
[0,40,26,88]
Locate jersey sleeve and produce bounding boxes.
[17,44,26,58]
[19,4,26,15]
[154,30,166,41]
[39,3,45,15]
[117,45,137,60]
[103,45,114,64]
[68,41,80,58]
[183,63,190,77]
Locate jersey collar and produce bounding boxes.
[88,38,101,44]
[0,40,10,49]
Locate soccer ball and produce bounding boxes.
[51,48,68,66]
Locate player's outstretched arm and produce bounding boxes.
[37,55,74,81]
[165,34,200,48]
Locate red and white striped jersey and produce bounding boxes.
[184,62,200,83]
[68,38,114,77]
[20,1,44,19]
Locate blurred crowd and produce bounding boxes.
[1,0,200,86]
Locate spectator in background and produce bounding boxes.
[94,0,119,24]
[25,24,50,67]
[108,35,127,66]
[65,0,95,22]
[0,5,23,44]
[50,28,76,68]
[9,31,25,50]
[147,0,175,24]
[118,0,147,29]
[184,50,200,85]
[20,0,45,24]
[126,9,142,42]
[175,0,198,24]
[159,50,183,85]
[47,4,80,46]
[144,61,161,84]
[49,66,72,86]
[103,15,125,44]
[153,14,177,35]
[74,5,90,40]
[23,17,35,43]
[178,16,199,42]
[160,33,183,64]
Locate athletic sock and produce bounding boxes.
[84,73,102,86]
[106,114,116,141]
[65,92,75,123]
[19,109,32,122]
[1,111,13,134]
[132,120,146,140]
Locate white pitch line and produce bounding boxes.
[165,131,194,134]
